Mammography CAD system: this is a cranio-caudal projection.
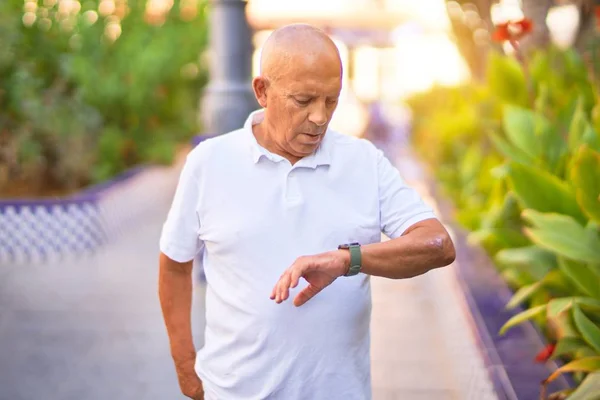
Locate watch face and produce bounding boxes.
[339,242,360,249]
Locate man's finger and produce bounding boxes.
[278,271,291,302]
[290,268,301,289]
[270,285,276,300]
[293,284,321,307]
[272,270,287,302]
[272,272,286,303]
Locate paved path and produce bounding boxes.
[368,147,497,400]
[0,209,206,400]
[0,139,497,400]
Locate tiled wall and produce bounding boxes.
[0,165,181,266]
[0,201,104,265]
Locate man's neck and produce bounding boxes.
[252,121,302,165]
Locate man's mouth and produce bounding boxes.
[302,132,323,143]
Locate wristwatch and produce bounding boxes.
[338,242,361,276]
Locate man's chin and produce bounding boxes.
[297,141,320,154]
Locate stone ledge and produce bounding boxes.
[0,137,210,266]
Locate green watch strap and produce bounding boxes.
[344,244,361,276]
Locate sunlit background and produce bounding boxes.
[246,0,582,135]
[19,0,584,100]
[249,0,470,102]
[3,1,600,399]
[9,0,589,152]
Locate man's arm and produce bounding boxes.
[271,147,455,306]
[360,218,455,279]
[271,218,455,306]
[158,253,204,399]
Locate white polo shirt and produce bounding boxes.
[159,110,437,400]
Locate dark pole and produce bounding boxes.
[200,0,258,135]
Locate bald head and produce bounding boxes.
[259,24,342,83]
[251,24,343,164]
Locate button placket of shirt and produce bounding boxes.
[285,167,302,203]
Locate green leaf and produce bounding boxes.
[593,104,600,135]
[573,305,600,353]
[545,357,600,383]
[480,191,522,230]
[17,136,43,163]
[577,298,600,312]
[522,210,600,264]
[503,106,541,160]
[566,371,600,400]
[570,146,600,223]
[558,257,600,298]
[501,269,529,289]
[576,346,600,359]
[467,227,530,254]
[499,304,546,335]
[534,82,551,116]
[552,307,580,338]
[509,163,586,222]
[569,97,600,151]
[486,52,528,106]
[547,297,600,319]
[548,298,577,319]
[505,281,544,310]
[543,269,579,295]
[569,98,589,149]
[551,337,590,360]
[495,245,557,281]
[489,132,534,165]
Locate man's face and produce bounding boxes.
[263,56,342,158]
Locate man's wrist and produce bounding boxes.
[336,249,352,276]
[173,349,197,368]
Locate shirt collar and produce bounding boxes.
[244,109,332,168]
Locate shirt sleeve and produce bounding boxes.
[378,149,437,239]
[159,154,203,263]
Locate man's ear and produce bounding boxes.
[252,76,268,108]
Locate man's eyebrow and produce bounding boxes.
[287,91,315,97]
[287,91,340,98]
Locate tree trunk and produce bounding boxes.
[573,0,600,54]
[445,0,494,81]
[520,0,553,53]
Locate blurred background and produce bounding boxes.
[1,0,600,399]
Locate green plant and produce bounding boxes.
[0,0,208,197]
[408,46,600,398]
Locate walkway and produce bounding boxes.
[369,144,497,400]
[0,206,206,400]
[0,132,496,400]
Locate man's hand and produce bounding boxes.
[270,250,350,307]
[158,253,203,399]
[175,358,204,399]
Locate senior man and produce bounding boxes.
[158,24,455,400]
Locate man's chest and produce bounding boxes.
[197,165,381,258]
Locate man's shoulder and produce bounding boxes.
[326,130,380,157]
[186,129,246,163]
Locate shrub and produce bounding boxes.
[407,47,600,398]
[0,0,208,197]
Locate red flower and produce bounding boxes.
[492,18,534,42]
[595,6,600,30]
[535,343,556,363]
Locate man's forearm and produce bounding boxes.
[158,253,196,364]
[359,219,455,279]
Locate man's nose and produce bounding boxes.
[308,103,328,127]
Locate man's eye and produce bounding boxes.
[294,98,311,106]
[327,99,338,105]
